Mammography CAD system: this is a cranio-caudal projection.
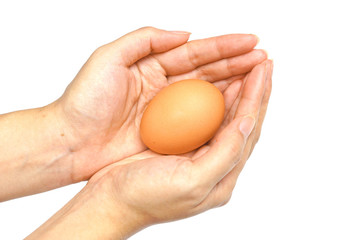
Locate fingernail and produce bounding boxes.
[170,31,191,35]
[252,34,260,44]
[239,117,256,139]
[263,49,269,58]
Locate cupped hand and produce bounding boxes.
[85,60,273,236]
[53,27,267,181]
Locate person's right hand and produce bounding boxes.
[90,60,273,237]
[50,27,267,182]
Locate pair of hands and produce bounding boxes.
[29,27,272,238]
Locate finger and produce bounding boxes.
[210,60,272,204]
[220,59,269,127]
[200,130,252,209]
[222,80,243,118]
[236,60,272,162]
[206,79,243,146]
[209,60,268,145]
[192,145,211,160]
[194,62,272,209]
[248,60,273,156]
[192,61,268,187]
[212,74,246,93]
[235,60,269,118]
[217,79,243,130]
[167,49,267,83]
[154,34,259,76]
[192,115,255,188]
[101,27,190,66]
[186,79,242,160]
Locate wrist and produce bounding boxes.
[49,98,104,183]
[43,101,83,184]
[44,101,74,152]
[0,104,75,201]
[27,178,148,240]
[39,102,77,182]
[88,178,150,239]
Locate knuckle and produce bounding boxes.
[91,44,108,59]
[188,183,207,202]
[139,26,157,34]
[196,66,213,80]
[186,42,201,67]
[226,58,237,76]
[185,180,209,204]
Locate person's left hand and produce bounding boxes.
[88,61,273,226]
[50,27,267,182]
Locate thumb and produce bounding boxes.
[105,26,190,66]
[194,116,256,187]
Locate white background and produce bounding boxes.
[1,0,359,239]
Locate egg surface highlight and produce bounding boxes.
[140,79,225,154]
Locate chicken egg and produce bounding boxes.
[140,79,225,155]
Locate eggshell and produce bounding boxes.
[140,79,225,154]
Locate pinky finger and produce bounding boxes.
[248,60,273,156]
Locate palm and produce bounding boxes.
[88,57,272,228]
[59,29,266,180]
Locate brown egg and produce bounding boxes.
[140,79,225,154]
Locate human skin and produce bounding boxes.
[0,27,268,201]
[26,60,273,239]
